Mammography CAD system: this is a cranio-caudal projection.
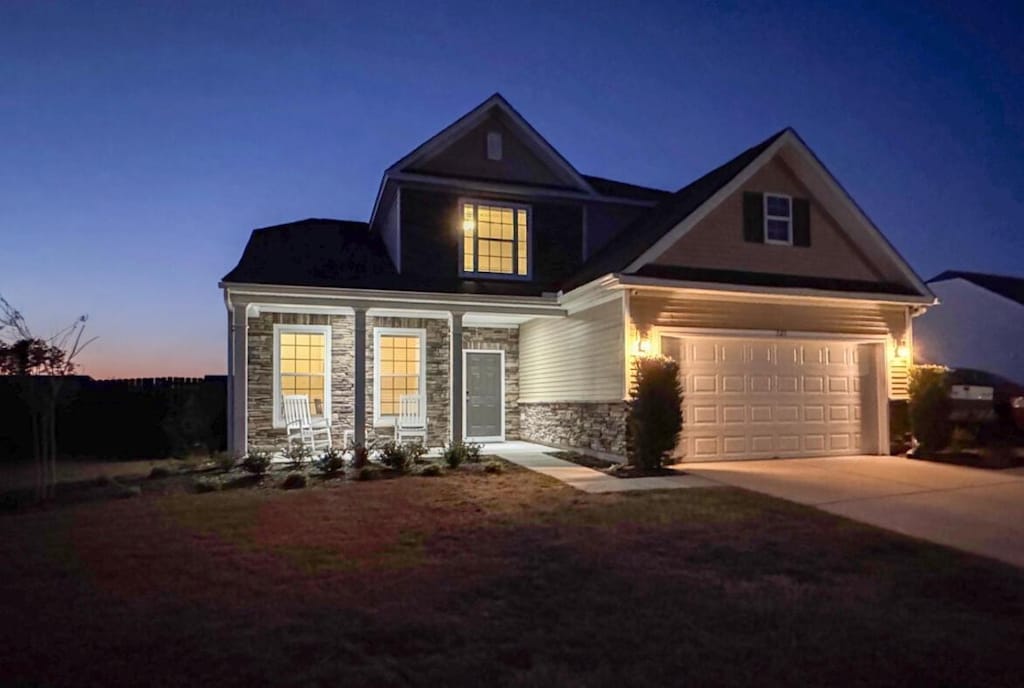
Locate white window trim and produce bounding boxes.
[763,192,793,246]
[272,323,332,429]
[373,327,427,427]
[458,197,533,281]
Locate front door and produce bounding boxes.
[464,350,504,441]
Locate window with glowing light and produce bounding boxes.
[273,325,331,427]
[374,328,425,423]
[460,200,530,277]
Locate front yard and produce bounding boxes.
[2,463,1024,687]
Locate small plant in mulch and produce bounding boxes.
[442,441,482,469]
[375,440,428,473]
[281,472,308,490]
[483,460,505,474]
[241,449,274,476]
[415,463,444,477]
[212,451,237,472]
[148,465,174,480]
[313,446,346,476]
[350,443,369,470]
[355,465,381,481]
[284,443,313,470]
[114,483,143,498]
[194,477,222,493]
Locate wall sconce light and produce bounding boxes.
[895,341,910,359]
[637,336,652,354]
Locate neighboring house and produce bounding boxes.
[914,271,1024,384]
[222,93,935,462]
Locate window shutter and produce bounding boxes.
[742,192,764,243]
[793,198,811,247]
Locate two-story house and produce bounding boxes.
[222,93,935,461]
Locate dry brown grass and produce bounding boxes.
[2,463,1023,687]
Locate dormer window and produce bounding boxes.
[460,199,530,278]
[486,131,503,160]
[763,193,792,244]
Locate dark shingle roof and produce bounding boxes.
[581,175,671,202]
[929,270,1024,307]
[565,128,789,290]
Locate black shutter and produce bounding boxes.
[742,192,764,243]
[793,198,811,247]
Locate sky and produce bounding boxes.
[1,0,1021,378]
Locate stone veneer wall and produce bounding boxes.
[463,326,520,440]
[247,312,354,449]
[366,317,450,447]
[519,401,628,457]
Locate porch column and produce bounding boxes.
[450,311,464,442]
[228,303,247,455]
[353,307,367,446]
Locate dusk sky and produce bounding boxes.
[2,1,1021,379]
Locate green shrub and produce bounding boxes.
[284,443,312,470]
[213,452,237,472]
[281,472,308,490]
[355,465,381,481]
[416,463,444,477]
[194,477,222,493]
[626,355,683,471]
[483,460,504,474]
[949,425,977,453]
[313,446,346,475]
[908,365,952,452]
[442,441,482,469]
[241,449,274,476]
[376,440,428,473]
[148,465,173,479]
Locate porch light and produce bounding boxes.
[895,342,910,359]
[637,336,652,354]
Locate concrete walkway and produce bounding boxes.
[683,455,1024,568]
[486,442,717,494]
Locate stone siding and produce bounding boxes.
[247,312,354,450]
[519,401,627,457]
[463,326,520,440]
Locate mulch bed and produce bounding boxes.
[547,451,685,479]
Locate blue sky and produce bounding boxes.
[1,1,1021,377]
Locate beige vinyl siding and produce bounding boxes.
[519,297,625,402]
[630,291,911,398]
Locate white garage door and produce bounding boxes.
[669,337,878,462]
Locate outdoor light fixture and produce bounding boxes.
[637,336,652,354]
[895,340,910,359]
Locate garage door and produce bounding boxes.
[667,336,878,461]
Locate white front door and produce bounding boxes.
[665,336,880,461]
[464,350,505,442]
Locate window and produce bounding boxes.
[486,131,503,160]
[460,200,530,277]
[272,324,331,427]
[374,328,425,424]
[763,193,792,244]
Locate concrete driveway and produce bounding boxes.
[683,455,1024,568]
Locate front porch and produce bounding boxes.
[227,288,564,453]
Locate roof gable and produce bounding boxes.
[388,93,594,193]
[930,271,1024,307]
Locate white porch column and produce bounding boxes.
[354,307,367,446]
[228,303,248,455]
[450,311,464,442]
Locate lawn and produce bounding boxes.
[2,462,1023,687]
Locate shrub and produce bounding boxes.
[350,443,369,470]
[949,425,977,453]
[241,449,274,476]
[376,440,428,473]
[483,460,504,474]
[212,451,237,472]
[115,484,143,498]
[355,465,381,481]
[626,355,683,471]
[148,465,173,479]
[908,365,952,452]
[313,446,346,475]
[281,472,308,490]
[416,463,444,477]
[194,477,222,493]
[284,443,312,470]
[442,441,482,469]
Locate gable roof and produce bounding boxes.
[581,175,672,202]
[930,270,1024,307]
[565,129,787,290]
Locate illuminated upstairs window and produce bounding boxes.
[460,200,530,278]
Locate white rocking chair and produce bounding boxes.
[282,394,333,451]
[395,394,427,445]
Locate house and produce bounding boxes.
[221,93,935,462]
[914,271,1024,384]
